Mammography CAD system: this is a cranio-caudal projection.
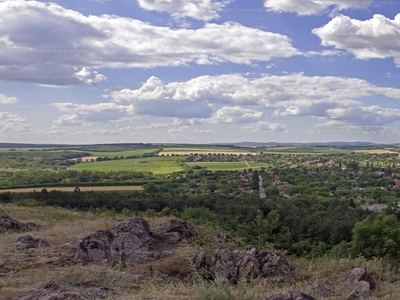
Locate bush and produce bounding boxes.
[351,214,400,266]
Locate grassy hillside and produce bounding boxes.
[1,203,399,300]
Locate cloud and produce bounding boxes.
[136,0,230,21]
[74,67,107,87]
[0,94,17,104]
[242,121,287,133]
[0,112,30,133]
[51,102,128,126]
[194,129,213,133]
[313,14,400,66]
[109,72,400,129]
[209,106,264,123]
[264,0,372,16]
[0,0,299,86]
[111,73,400,108]
[325,106,400,126]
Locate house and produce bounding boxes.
[394,179,400,189]
[368,204,385,214]
[277,183,292,192]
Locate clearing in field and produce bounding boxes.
[0,186,143,193]
[70,157,183,175]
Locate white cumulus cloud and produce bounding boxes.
[264,0,372,16]
[0,0,299,86]
[0,94,17,104]
[136,0,231,21]
[313,14,400,66]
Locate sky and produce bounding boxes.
[1,0,400,144]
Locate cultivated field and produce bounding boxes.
[354,149,398,154]
[71,157,184,175]
[0,186,143,193]
[263,146,352,154]
[158,147,259,156]
[88,148,160,157]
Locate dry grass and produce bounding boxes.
[1,204,400,300]
[355,149,398,154]
[1,186,143,193]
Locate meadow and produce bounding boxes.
[71,157,184,175]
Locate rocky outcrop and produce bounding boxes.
[15,281,115,300]
[69,218,195,265]
[194,248,293,283]
[0,215,40,234]
[266,291,316,300]
[158,220,193,244]
[16,235,49,251]
[73,217,155,264]
[212,232,235,244]
[340,267,376,300]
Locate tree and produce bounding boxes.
[346,161,359,171]
[265,186,279,197]
[371,188,382,201]
[351,214,400,264]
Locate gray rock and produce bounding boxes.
[69,217,195,265]
[195,248,293,283]
[16,235,49,251]
[339,267,376,299]
[74,218,154,264]
[158,220,194,244]
[212,232,235,244]
[0,215,40,234]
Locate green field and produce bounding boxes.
[89,148,160,157]
[71,157,183,175]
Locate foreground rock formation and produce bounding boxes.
[67,217,294,284]
[194,248,293,283]
[68,217,194,264]
[0,215,40,234]
[16,235,50,252]
[342,267,376,300]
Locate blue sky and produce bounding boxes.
[1,0,400,144]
